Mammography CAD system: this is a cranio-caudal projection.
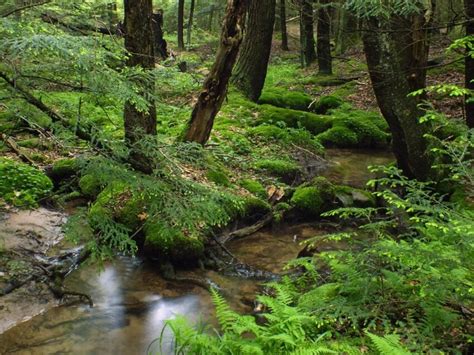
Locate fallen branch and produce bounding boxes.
[1,133,37,166]
[219,213,273,244]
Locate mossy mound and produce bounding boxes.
[50,158,80,182]
[206,169,231,187]
[256,104,331,135]
[0,158,53,207]
[79,174,102,198]
[239,179,267,199]
[313,96,343,114]
[258,88,313,111]
[290,177,335,217]
[317,109,390,148]
[144,220,204,263]
[254,158,301,183]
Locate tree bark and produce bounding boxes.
[187,0,196,49]
[317,0,332,74]
[465,0,474,128]
[178,0,185,50]
[300,0,316,67]
[152,10,168,59]
[280,0,289,50]
[363,15,433,181]
[123,0,157,173]
[232,0,276,101]
[183,0,247,145]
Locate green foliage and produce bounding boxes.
[290,177,335,217]
[0,158,52,207]
[206,169,231,187]
[254,158,301,182]
[365,332,411,355]
[258,88,313,111]
[346,0,428,18]
[239,179,267,199]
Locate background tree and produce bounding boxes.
[186,0,196,49]
[177,0,185,49]
[465,0,474,128]
[280,0,290,50]
[317,0,332,74]
[232,0,276,101]
[183,0,247,145]
[123,0,157,173]
[300,0,316,67]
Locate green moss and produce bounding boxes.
[88,181,128,223]
[316,126,359,147]
[79,174,102,198]
[313,96,343,114]
[0,158,53,207]
[144,220,204,263]
[241,196,271,217]
[291,186,325,217]
[206,169,231,187]
[258,88,313,111]
[239,179,267,199]
[256,105,331,135]
[52,158,80,179]
[16,138,43,149]
[254,158,301,183]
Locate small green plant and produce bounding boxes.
[0,158,53,207]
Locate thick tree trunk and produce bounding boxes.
[177,0,185,50]
[465,0,474,128]
[183,0,247,145]
[300,0,316,67]
[281,0,289,50]
[152,10,168,59]
[317,0,332,74]
[186,0,196,49]
[363,15,433,181]
[123,0,157,173]
[233,0,276,101]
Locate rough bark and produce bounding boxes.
[363,15,433,181]
[232,0,276,101]
[317,0,332,74]
[187,0,196,49]
[300,0,316,67]
[123,0,157,173]
[183,0,247,145]
[465,0,474,128]
[177,0,185,50]
[281,0,289,50]
[152,10,168,59]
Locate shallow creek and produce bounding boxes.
[0,149,393,354]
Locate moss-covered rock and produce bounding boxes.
[0,158,53,207]
[258,88,313,111]
[50,158,80,181]
[313,95,343,114]
[257,104,331,135]
[291,186,326,217]
[255,158,301,183]
[316,126,359,147]
[79,174,102,198]
[206,169,231,187]
[241,196,271,217]
[333,185,376,208]
[239,179,267,199]
[144,220,204,263]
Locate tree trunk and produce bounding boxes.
[152,10,168,59]
[177,0,185,50]
[317,0,332,74]
[123,0,157,173]
[363,15,433,181]
[208,4,214,31]
[232,0,276,101]
[280,0,289,50]
[183,0,247,145]
[300,0,316,67]
[465,0,474,128]
[187,0,196,49]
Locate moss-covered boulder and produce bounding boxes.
[258,88,313,111]
[333,185,376,208]
[0,158,53,207]
[239,179,267,199]
[49,158,80,183]
[257,105,331,135]
[313,95,343,114]
[255,158,301,183]
[79,174,102,198]
[143,220,205,263]
[290,177,335,217]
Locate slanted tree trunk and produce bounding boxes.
[208,4,215,31]
[186,0,196,49]
[465,0,474,128]
[177,0,185,50]
[183,0,247,145]
[280,0,289,50]
[363,14,434,181]
[123,0,157,173]
[300,0,316,67]
[232,0,276,101]
[152,10,168,59]
[317,0,332,74]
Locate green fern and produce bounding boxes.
[366,332,412,355]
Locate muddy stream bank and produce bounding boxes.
[0,149,393,354]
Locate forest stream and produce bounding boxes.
[0,149,393,354]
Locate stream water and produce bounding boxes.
[0,149,393,354]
